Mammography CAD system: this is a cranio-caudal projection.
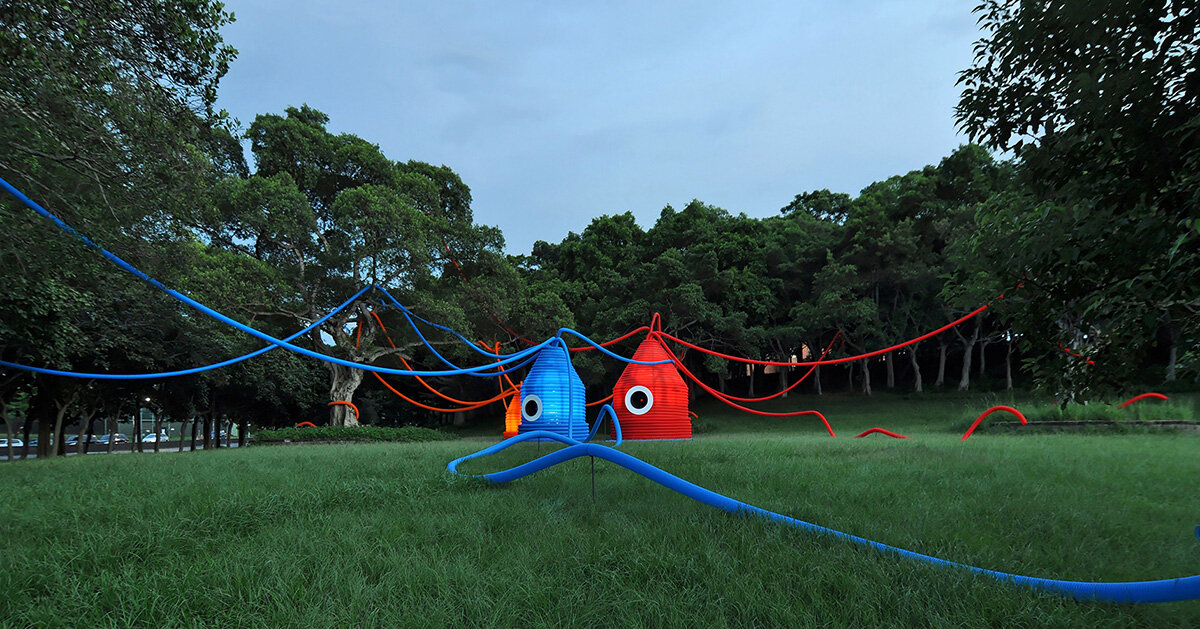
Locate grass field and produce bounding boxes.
[2,391,1199,627]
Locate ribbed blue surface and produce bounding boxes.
[518,344,587,440]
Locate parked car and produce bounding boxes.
[141,431,170,443]
[95,433,129,445]
[0,438,23,448]
[65,435,103,446]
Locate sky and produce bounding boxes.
[215,1,984,254]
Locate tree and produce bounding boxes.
[195,106,509,425]
[1,0,244,451]
[957,0,1199,396]
[1,0,242,222]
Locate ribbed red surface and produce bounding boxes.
[612,336,691,440]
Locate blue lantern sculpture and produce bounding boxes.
[517,341,587,440]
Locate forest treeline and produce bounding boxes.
[1,1,1196,457]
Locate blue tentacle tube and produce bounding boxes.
[556,328,673,365]
[447,406,622,475]
[447,438,1200,604]
[0,286,372,379]
[0,176,554,378]
[395,310,496,378]
[586,404,622,445]
[375,287,522,360]
[378,289,671,367]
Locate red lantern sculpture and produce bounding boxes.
[613,335,691,439]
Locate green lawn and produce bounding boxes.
[3,392,1199,627]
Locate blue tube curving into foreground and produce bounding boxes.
[448,435,1200,604]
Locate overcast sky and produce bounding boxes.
[215,1,983,254]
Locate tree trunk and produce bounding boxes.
[107,416,115,454]
[2,404,13,461]
[328,364,365,427]
[885,351,895,388]
[814,363,822,396]
[37,418,52,458]
[717,371,727,394]
[747,364,755,398]
[846,363,854,391]
[1166,344,1177,382]
[935,341,947,387]
[979,340,991,377]
[861,360,872,396]
[958,346,974,392]
[238,419,248,448]
[76,409,98,456]
[153,411,162,453]
[955,320,981,393]
[76,415,88,456]
[215,417,223,448]
[30,379,54,458]
[778,364,789,398]
[908,346,923,393]
[190,416,199,452]
[1165,328,1178,382]
[84,414,96,455]
[134,407,143,453]
[51,390,79,458]
[1005,339,1014,391]
[22,416,32,459]
[202,414,212,450]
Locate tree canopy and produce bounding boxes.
[1,0,1195,452]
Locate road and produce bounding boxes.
[1,442,242,461]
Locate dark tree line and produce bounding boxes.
[1,0,1195,457]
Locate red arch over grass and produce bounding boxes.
[296,422,317,428]
[855,427,908,439]
[1118,392,1168,408]
[961,405,1027,441]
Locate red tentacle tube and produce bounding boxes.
[659,331,842,403]
[653,336,836,437]
[658,304,989,367]
[327,400,360,421]
[855,427,908,439]
[296,422,316,428]
[961,405,1027,441]
[1118,392,1168,408]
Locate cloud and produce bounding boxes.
[217,0,981,253]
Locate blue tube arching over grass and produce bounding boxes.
[448,434,1200,604]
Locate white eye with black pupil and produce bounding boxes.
[522,394,543,421]
[625,385,654,415]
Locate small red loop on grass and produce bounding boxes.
[1118,392,1168,409]
[296,422,317,428]
[855,427,908,439]
[961,405,1027,441]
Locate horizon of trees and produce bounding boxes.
[2,0,1195,458]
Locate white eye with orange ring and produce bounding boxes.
[522,394,543,421]
[624,385,654,415]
